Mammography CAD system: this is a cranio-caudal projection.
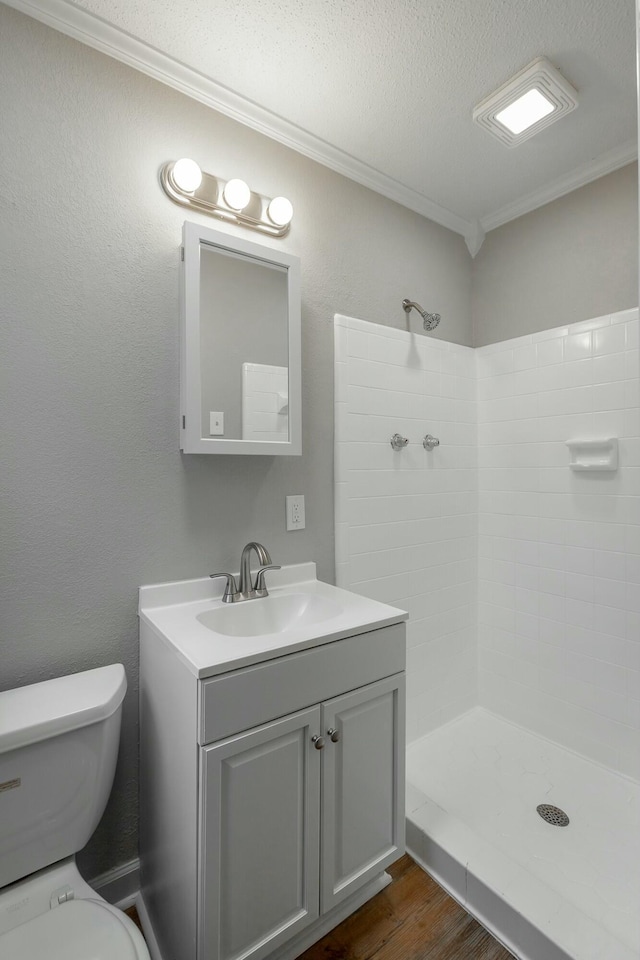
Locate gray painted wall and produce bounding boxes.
[0,6,472,880]
[472,163,638,345]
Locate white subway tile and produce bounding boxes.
[564,520,594,548]
[346,327,370,359]
[538,592,565,623]
[626,554,640,584]
[565,572,595,602]
[625,349,640,381]
[624,377,640,408]
[540,385,593,418]
[477,350,515,379]
[625,319,639,349]
[368,333,413,367]
[513,343,537,371]
[593,603,627,639]
[532,325,569,342]
[593,325,626,356]
[611,307,639,324]
[536,338,564,366]
[592,381,627,411]
[563,545,594,576]
[539,567,565,597]
[564,332,593,361]
[571,315,611,333]
[592,353,626,384]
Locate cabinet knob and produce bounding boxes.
[327,728,340,743]
[311,735,325,750]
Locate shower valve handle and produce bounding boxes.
[390,433,409,451]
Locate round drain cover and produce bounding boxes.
[537,803,569,826]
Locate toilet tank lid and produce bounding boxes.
[0,664,126,755]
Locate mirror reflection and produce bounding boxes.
[199,244,289,442]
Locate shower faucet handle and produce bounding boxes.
[390,433,409,451]
[423,434,440,450]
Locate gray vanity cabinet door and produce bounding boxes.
[199,706,321,960]
[320,673,406,913]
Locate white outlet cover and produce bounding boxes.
[286,495,305,531]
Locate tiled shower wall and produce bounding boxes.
[335,309,640,777]
[334,315,477,742]
[477,309,640,779]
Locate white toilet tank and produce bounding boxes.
[0,664,127,889]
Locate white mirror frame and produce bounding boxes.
[180,221,302,455]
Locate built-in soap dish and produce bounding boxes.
[566,438,618,472]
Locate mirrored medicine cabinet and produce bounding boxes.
[180,221,302,454]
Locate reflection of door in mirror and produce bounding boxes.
[242,363,288,441]
[199,244,289,441]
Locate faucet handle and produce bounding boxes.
[254,564,281,597]
[209,572,241,603]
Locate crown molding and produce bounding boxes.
[4,0,637,251]
[3,0,472,238]
[464,219,486,258]
[480,140,638,233]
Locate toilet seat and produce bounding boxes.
[0,897,148,960]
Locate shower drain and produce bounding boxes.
[536,803,570,827]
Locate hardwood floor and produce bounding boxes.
[127,855,514,960]
[298,856,514,960]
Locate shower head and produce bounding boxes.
[402,298,441,331]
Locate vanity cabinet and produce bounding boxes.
[139,595,406,960]
[199,674,404,960]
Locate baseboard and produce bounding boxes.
[405,832,572,960]
[90,857,140,910]
[136,873,390,960]
[137,892,165,960]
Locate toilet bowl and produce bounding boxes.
[0,664,150,959]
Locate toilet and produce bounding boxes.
[0,664,150,959]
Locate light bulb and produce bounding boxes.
[267,196,293,227]
[223,178,251,211]
[171,158,202,193]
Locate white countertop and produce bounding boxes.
[139,562,407,678]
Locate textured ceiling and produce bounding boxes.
[13,0,639,235]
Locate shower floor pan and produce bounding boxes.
[406,708,639,960]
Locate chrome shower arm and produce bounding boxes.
[402,298,441,331]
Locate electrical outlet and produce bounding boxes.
[286,495,305,531]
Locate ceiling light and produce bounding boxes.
[222,178,251,211]
[473,58,578,147]
[495,88,555,135]
[267,197,294,227]
[160,162,293,237]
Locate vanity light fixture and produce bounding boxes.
[473,57,578,147]
[160,159,293,237]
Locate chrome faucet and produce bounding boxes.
[210,542,281,603]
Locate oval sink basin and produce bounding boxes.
[197,592,343,638]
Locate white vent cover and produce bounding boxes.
[473,58,579,147]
